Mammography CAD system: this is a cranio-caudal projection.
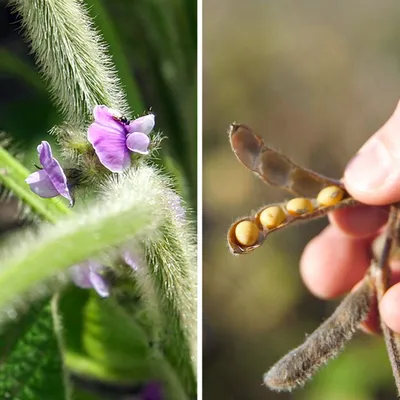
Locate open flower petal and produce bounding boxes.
[88,124,131,172]
[123,250,143,271]
[70,264,93,289]
[127,114,155,135]
[89,269,110,297]
[70,261,110,297]
[25,170,60,198]
[126,132,150,154]
[93,105,126,133]
[37,141,73,205]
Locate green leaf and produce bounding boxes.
[58,287,188,399]
[0,300,69,400]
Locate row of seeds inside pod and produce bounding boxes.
[235,185,345,247]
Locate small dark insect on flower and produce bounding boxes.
[117,116,130,125]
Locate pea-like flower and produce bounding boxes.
[25,141,73,206]
[70,260,110,298]
[88,105,155,173]
[141,381,163,400]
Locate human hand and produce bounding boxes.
[300,101,400,334]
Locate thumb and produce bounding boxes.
[344,100,400,205]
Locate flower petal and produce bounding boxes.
[141,381,163,400]
[89,269,110,298]
[123,251,141,271]
[126,132,150,155]
[25,170,60,198]
[70,261,110,297]
[70,264,93,289]
[37,141,73,205]
[93,105,126,133]
[88,124,131,172]
[127,114,155,135]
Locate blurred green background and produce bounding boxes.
[203,1,400,399]
[0,0,197,207]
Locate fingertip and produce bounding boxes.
[380,283,400,333]
[343,101,400,205]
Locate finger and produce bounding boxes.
[344,100,400,205]
[379,270,400,333]
[328,205,388,238]
[300,225,372,299]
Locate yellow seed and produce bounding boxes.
[235,221,259,246]
[317,185,345,206]
[259,206,286,229]
[286,198,314,216]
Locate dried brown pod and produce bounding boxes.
[264,274,374,391]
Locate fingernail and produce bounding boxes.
[345,139,393,192]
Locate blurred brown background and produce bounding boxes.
[203,1,400,399]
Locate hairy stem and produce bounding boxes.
[9,0,130,127]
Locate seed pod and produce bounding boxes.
[229,124,347,197]
[259,206,286,229]
[286,198,314,216]
[235,220,259,246]
[317,185,345,207]
[264,274,374,392]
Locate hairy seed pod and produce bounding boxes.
[259,206,286,229]
[235,221,259,246]
[286,198,314,216]
[317,186,345,207]
[264,274,374,392]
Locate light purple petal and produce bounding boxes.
[127,114,155,135]
[88,124,131,173]
[70,264,93,289]
[37,141,73,205]
[25,170,60,198]
[70,261,110,297]
[89,269,110,297]
[126,132,150,155]
[123,251,141,271]
[93,105,127,133]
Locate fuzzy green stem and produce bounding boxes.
[9,0,130,127]
[0,189,160,310]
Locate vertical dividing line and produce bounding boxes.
[196,0,203,397]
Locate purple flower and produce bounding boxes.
[141,381,163,400]
[88,105,155,173]
[70,261,110,297]
[123,250,142,272]
[25,141,73,206]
